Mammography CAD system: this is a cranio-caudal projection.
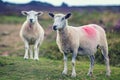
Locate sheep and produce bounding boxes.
[49,13,111,77]
[20,10,44,60]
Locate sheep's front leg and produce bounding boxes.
[24,41,29,59]
[34,40,40,60]
[87,55,95,76]
[29,46,33,59]
[71,52,77,77]
[62,53,68,75]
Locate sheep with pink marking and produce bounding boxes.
[20,10,44,60]
[49,13,111,77]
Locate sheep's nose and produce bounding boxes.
[53,25,57,31]
[30,19,33,23]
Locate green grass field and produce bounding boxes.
[0,56,120,80]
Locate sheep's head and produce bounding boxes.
[21,10,43,24]
[49,13,71,31]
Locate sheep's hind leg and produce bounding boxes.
[101,46,111,76]
[62,53,68,75]
[87,55,95,76]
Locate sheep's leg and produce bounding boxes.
[101,46,111,76]
[62,53,67,75]
[34,41,40,60]
[71,52,77,77]
[24,41,29,59]
[87,55,95,76]
[29,46,33,59]
[37,47,39,57]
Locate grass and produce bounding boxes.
[0,56,120,80]
[0,15,25,24]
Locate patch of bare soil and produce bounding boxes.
[0,24,24,56]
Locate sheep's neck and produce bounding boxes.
[59,27,68,35]
[28,22,38,29]
[58,26,72,53]
[58,27,69,43]
[29,23,32,28]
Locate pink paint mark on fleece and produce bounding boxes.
[82,26,96,38]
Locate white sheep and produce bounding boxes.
[49,13,111,77]
[20,10,44,60]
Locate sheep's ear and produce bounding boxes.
[65,13,71,19]
[21,11,28,15]
[49,13,54,18]
[37,11,43,16]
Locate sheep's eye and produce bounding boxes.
[61,17,64,21]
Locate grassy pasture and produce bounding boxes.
[0,56,120,80]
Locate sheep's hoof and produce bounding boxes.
[87,72,93,76]
[34,58,39,61]
[71,72,76,77]
[62,70,67,75]
[24,57,28,60]
[106,72,111,77]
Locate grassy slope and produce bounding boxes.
[0,56,120,80]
